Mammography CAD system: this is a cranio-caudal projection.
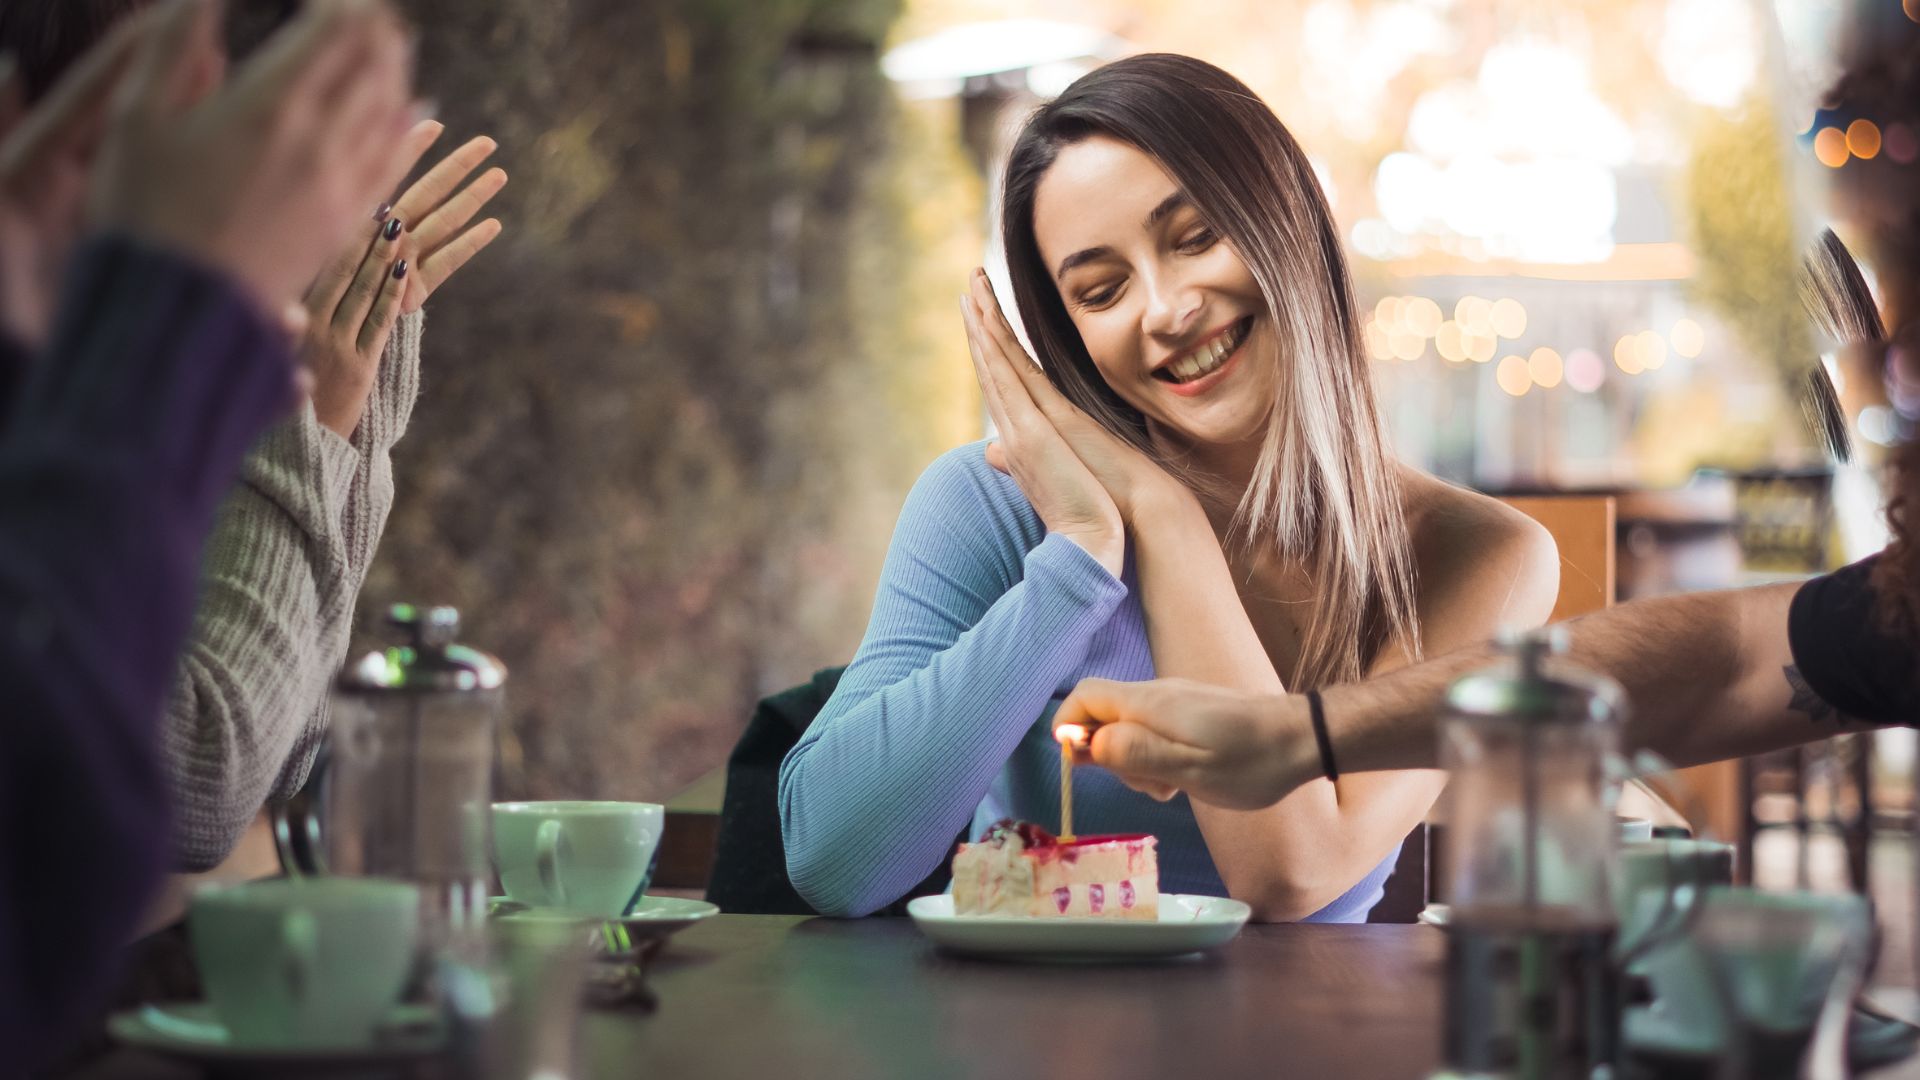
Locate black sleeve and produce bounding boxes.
[1787,555,1920,726]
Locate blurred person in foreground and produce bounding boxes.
[0,0,417,1060]
[1052,5,1920,811]
[0,0,508,872]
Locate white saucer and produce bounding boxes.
[1417,903,1450,927]
[107,1002,443,1069]
[492,894,719,939]
[907,893,1250,960]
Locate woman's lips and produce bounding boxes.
[1160,321,1250,398]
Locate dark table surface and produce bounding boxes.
[73,914,1920,1080]
[586,915,1446,1080]
[75,916,1445,1080]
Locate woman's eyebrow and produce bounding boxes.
[1143,191,1189,230]
[1056,246,1112,281]
[1054,192,1193,281]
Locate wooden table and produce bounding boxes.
[71,914,1920,1079]
[587,916,1445,1080]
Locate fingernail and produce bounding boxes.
[372,202,391,222]
[383,218,404,241]
[392,260,409,280]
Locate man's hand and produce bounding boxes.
[1053,677,1312,810]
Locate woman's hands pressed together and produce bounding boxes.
[301,121,505,438]
[961,268,1193,577]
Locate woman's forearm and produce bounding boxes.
[260,311,427,806]
[162,407,357,870]
[780,533,1126,917]
[1127,484,1409,920]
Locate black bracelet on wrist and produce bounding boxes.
[1306,689,1339,783]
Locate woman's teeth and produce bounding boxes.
[1161,320,1248,384]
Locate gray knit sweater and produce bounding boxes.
[163,312,423,871]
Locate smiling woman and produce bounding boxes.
[1001,56,1419,687]
[779,54,1560,924]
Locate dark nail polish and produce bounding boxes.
[392,260,408,280]
[383,218,404,242]
[373,202,392,222]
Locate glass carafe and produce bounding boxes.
[1439,627,1626,1080]
[324,603,506,969]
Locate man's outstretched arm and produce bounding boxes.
[1061,581,1892,810]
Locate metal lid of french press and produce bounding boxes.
[1443,625,1625,724]
[337,603,506,694]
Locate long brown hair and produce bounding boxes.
[999,54,1421,689]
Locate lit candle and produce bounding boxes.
[1056,724,1087,842]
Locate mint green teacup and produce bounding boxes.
[492,801,664,918]
[189,877,420,1048]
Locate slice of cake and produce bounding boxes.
[951,820,1158,919]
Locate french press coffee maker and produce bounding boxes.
[1437,626,1627,1080]
[323,603,507,964]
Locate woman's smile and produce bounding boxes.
[1153,315,1255,397]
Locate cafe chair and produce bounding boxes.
[708,667,964,916]
[1411,494,1624,916]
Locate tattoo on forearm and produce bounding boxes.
[1783,665,1864,728]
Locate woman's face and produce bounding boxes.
[1032,135,1279,451]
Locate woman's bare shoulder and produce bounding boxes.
[1395,468,1559,641]
[1398,468,1551,560]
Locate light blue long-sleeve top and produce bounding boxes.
[778,442,1400,920]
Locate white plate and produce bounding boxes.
[1417,903,1450,927]
[107,1002,443,1069]
[907,893,1250,960]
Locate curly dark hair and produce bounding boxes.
[1826,5,1920,640]
[1885,434,1920,636]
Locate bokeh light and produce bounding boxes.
[1490,298,1528,339]
[1435,320,1466,363]
[1496,355,1532,397]
[1374,296,1404,328]
[1887,123,1919,164]
[1465,332,1498,363]
[1528,347,1564,389]
[1814,126,1849,168]
[1614,334,1645,374]
[1846,119,1882,160]
[1565,348,1605,392]
[1403,296,1443,338]
[1638,330,1669,370]
[1455,296,1493,337]
[1670,318,1705,358]
[1390,330,1426,361]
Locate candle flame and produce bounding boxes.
[1056,723,1088,747]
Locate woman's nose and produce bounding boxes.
[1140,271,1201,339]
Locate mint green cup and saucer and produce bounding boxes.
[490,801,718,951]
[492,800,666,917]
[110,877,440,1067]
